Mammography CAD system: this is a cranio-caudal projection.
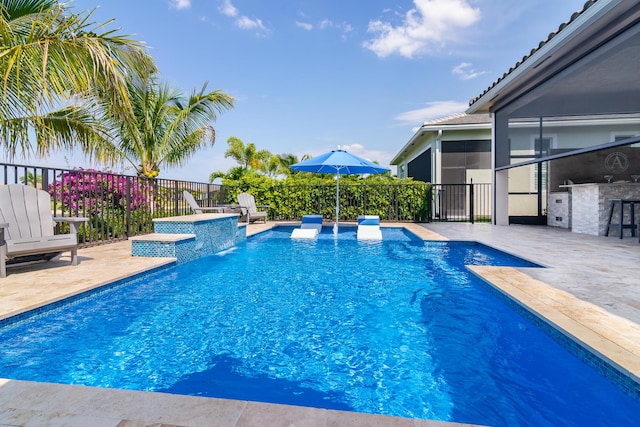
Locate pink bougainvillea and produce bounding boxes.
[49,169,150,215]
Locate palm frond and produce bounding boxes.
[0,1,155,156]
[1,104,113,159]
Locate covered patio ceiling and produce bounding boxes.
[505,25,640,118]
[468,0,640,119]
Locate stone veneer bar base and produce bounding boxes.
[130,214,245,263]
[564,182,640,236]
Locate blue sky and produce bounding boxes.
[8,0,588,181]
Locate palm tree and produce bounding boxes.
[94,73,234,178]
[18,171,41,187]
[279,153,311,176]
[260,154,283,177]
[0,0,154,158]
[224,136,271,176]
[209,166,246,183]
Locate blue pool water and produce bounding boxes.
[0,227,638,426]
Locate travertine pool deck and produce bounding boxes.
[0,221,638,425]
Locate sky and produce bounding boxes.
[5,0,589,182]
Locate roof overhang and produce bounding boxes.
[390,121,491,165]
[467,0,640,115]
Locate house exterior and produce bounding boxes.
[391,114,492,221]
[466,0,640,227]
[391,113,492,186]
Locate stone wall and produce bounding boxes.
[568,183,640,236]
[547,192,571,228]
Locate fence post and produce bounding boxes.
[363,184,367,215]
[125,177,131,238]
[394,185,399,221]
[41,167,49,190]
[174,180,180,216]
[427,185,433,222]
[469,179,475,224]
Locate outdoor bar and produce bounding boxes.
[554,182,640,237]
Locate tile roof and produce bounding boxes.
[468,0,599,107]
[422,113,491,126]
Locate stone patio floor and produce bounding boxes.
[0,221,638,426]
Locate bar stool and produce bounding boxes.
[605,199,640,239]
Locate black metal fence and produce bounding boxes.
[1,162,492,247]
[428,183,492,223]
[0,163,226,247]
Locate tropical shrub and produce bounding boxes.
[49,169,151,241]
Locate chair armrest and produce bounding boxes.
[53,217,89,234]
[257,205,269,210]
[53,217,89,223]
[0,223,7,247]
[195,206,225,213]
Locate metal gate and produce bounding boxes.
[428,182,492,223]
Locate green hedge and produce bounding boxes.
[220,173,431,222]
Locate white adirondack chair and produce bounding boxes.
[0,184,88,278]
[236,192,268,223]
[183,190,224,214]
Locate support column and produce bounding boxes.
[494,169,509,225]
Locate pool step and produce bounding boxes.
[130,233,196,260]
[130,214,247,263]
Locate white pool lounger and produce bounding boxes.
[357,215,382,240]
[291,215,323,239]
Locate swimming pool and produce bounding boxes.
[0,227,638,426]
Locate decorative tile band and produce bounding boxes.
[135,216,241,263]
[0,263,174,328]
[475,272,640,402]
[237,224,247,242]
[132,238,196,259]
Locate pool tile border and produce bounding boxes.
[0,263,175,330]
[404,223,640,403]
[0,222,488,427]
[0,222,638,425]
[468,266,640,402]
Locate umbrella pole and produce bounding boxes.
[334,173,340,235]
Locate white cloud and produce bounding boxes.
[297,18,353,38]
[364,0,480,58]
[218,0,268,36]
[236,16,266,31]
[218,0,238,17]
[170,0,191,10]
[394,101,469,125]
[296,21,313,31]
[319,19,333,30]
[452,62,486,80]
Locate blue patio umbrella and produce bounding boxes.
[290,149,389,233]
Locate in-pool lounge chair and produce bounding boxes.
[357,215,382,240]
[0,184,88,278]
[291,215,323,239]
[183,190,225,214]
[237,192,268,223]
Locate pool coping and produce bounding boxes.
[468,266,640,399]
[397,223,640,399]
[0,221,638,425]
